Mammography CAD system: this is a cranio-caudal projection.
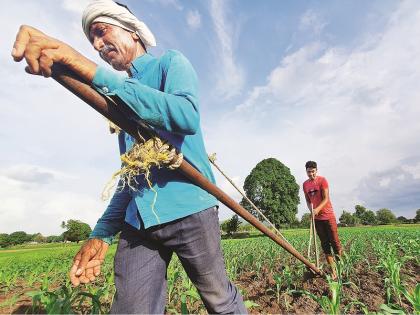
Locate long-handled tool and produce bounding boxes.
[50,64,323,276]
[310,204,320,268]
[307,214,313,259]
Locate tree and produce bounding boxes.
[415,209,420,223]
[61,220,92,242]
[360,210,377,225]
[46,235,64,243]
[241,158,300,228]
[33,233,47,243]
[353,205,377,225]
[354,205,367,219]
[8,231,30,245]
[0,233,10,248]
[396,216,409,224]
[221,215,241,236]
[289,217,301,228]
[339,211,359,226]
[300,213,311,228]
[376,208,397,225]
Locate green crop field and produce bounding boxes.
[0,225,419,314]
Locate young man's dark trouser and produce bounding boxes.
[315,217,342,256]
[110,207,247,314]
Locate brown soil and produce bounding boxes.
[235,259,418,314]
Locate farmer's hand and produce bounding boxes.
[70,238,109,287]
[313,207,321,216]
[11,25,96,81]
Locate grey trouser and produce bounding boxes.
[110,207,247,314]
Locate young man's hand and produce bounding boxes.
[11,25,96,81]
[313,207,321,216]
[69,238,109,286]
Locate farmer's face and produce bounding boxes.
[89,22,140,71]
[306,168,317,180]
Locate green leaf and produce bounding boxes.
[379,304,405,315]
[244,300,260,309]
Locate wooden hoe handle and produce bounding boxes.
[51,64,323,276]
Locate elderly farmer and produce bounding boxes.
[12,0,247,313]
[303,161,342,277]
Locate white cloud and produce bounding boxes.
[357,162,420,217]
[1,164,71,185]
[299,9,327,36]
[0,1,120,235]
[0,172,107,235]
[206,0,420,220]
[186,9,201,30]
[62,0,91,15]
[379,177,391,187]
[209,0,245,100]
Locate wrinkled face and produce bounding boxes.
[306,168,317,180]
[89,22,139,71]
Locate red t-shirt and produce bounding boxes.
[303,176,335,220]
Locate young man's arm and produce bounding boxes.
[313,186,330,215]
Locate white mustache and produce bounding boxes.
[99,44,116,59]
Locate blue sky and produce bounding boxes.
[1,0,419,235]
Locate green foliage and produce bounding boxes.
[300,213,311,228]
[353,205,377,225]
[294,276,344,315]
[396,216,409,223]
[221,215,241,236]
[339,211,359,226]
[0,225,418,314]
[241,158,299,228]
[414,209,420,223]
[33,233,47,243]
[8,231,31,246]
[360,210,377,225]
[376,208,397,225]
[238,223,257,233]
[46,235,64,243]
[354,205,367,219]
[61,220,92,243]
[0,233,10,248]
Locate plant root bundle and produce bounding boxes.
[102,137,183,202]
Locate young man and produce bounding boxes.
[11,0,246,313]
[303,161,342,277]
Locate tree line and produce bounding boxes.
[0,219,92,248]
[337,205,420,227]
[221,158,420,235]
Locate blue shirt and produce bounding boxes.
[89,50,218,244]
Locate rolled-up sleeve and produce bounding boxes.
[89,181,131,244]
[91,51,200,135]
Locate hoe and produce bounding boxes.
[51,64,323,277]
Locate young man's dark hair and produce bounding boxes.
[305,160,317,169]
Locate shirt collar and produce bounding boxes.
[129,53,155,77]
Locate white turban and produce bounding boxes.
[82,0,156,48]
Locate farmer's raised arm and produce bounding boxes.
[12,25,97,81]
